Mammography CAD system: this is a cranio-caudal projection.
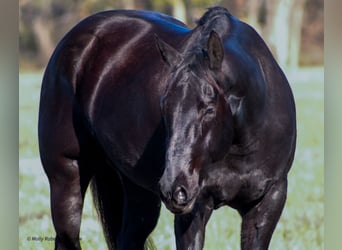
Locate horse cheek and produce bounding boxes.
[210,121,232,160]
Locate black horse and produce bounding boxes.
[38,6,296,250]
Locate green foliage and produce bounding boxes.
[19,69,323,249]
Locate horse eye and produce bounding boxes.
[204,106,216,116]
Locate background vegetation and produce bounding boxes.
[19,0,323,249]
[19,0,323,70]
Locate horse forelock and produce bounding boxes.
[181,49,226,99]
[162,45,225,104]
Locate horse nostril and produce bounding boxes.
[173,186,188,205]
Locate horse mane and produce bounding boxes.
[197,6,231,26]
[181,6,231,62]
[193,6,232,45]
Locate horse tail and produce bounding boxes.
[90,165,123,250]
[145,237,157,250]
[90,164,157,250]
[90,166,157,250]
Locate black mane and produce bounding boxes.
[197,6,231,26]
[182,7,231,62]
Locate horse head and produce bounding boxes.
[156,31,234,214]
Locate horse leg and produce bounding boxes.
[44,157,92,250]
[239,179,288,250]
[118,176,161,250]
[174,200,214,250]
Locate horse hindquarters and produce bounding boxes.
[39,147,92,249]
[39,126,90,249]
[43,158,89,250]
[38,71,92,249]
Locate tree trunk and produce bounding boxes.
[288,0,305,69]
[172,0,187,23]
[268,0,295,68]
[32,15,54,66]
[247,0,262,33]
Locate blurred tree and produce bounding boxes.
[266,0,307,69]
[151,0,187,22]
[233,0,317,69]
[20,0,80,67]
[268,0,297,68]
[19,0,323,69]
[300,0,324,66]
[288,0,306,68]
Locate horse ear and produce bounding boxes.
[154,34,181,67]
[207,30,224,70]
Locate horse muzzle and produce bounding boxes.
[160,184,199,214]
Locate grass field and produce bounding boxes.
[19,68,323,249]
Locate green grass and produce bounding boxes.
[19,69,323,249]
[19,72,42,158]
